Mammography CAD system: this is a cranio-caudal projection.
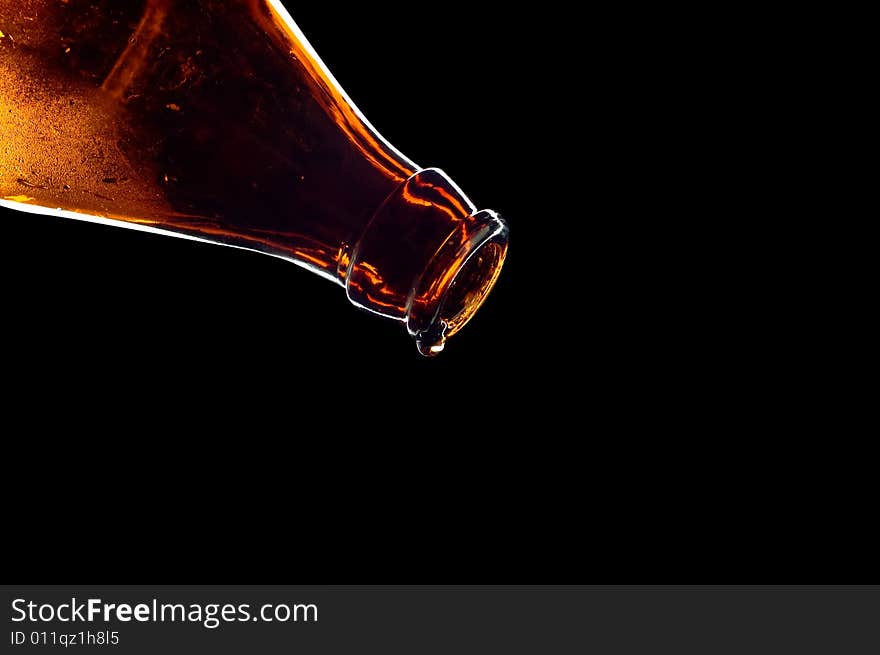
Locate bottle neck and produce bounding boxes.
[342,168,508,356]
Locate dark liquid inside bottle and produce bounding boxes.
[0,0,508,353]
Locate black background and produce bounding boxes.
[2,3,870,582]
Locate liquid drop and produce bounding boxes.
[416,337,446,358]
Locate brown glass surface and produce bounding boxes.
[0,0,507,354]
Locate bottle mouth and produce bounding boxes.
[407,210,509,357]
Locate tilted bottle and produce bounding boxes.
[0,0,508,355]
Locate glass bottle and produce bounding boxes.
[0,0,508,355]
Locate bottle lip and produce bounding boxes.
[406,209,509,357]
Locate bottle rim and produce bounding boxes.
[406,209,509,357]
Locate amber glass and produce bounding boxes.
[0,0,508,355]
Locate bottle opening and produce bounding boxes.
[411,211,508,357]
[344,169,509,356]
[440,240,507,336]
